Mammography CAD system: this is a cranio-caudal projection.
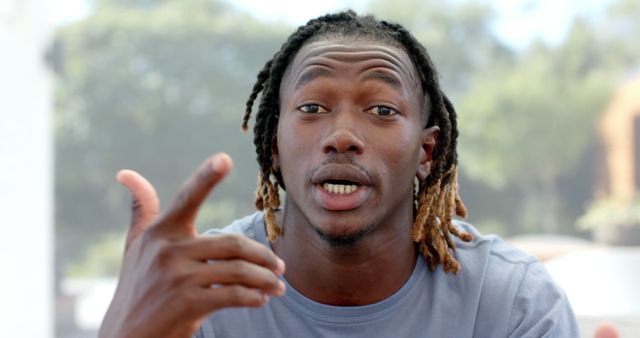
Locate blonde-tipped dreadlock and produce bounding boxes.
[253,173,282,241]
[241,11,472,274]
[412,165,472,273]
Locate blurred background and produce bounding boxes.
[1,0,639,337]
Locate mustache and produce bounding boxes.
[305,153,375,184]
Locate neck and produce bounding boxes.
[272,209,417,306]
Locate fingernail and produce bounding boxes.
[211,157,222,172]
[277,258,286,275]
[211,153,231,172]
[262,293,270,303]
[278,280,286,294]
[115,170,127,184]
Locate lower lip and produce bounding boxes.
[313,184,370,211]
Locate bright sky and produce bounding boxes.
[52,0,612,50]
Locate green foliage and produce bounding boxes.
[605,0,640,63]
[577,197,640,231]
[458,41,611,189]
[54,0,640,281]
[367,0,510,93]
[368,0,640,234]
[54,0,290,279]
[66,234,125,278]
[455,7,637,233]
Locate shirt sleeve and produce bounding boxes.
[507,261,580,338]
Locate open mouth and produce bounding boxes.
[321,179,361,194]
[311,164,372,210]
[316,179,368,211]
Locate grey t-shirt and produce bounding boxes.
[195,212,579,338]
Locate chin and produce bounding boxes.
[311,220,375,248]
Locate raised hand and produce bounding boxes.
[99,153,286,338]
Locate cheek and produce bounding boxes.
[379,132,422,183]
[276,119,314,182]
[278,121,307,157]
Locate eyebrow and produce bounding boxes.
[294,68,403,90]
[295,67,333,90]
[361,71,402,89]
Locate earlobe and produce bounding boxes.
[416,162,431,181]
[416,126,439,181]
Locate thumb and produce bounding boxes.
[117,169,160,251]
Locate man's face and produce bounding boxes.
[274,37,438,245]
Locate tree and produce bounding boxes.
[366,0,638,235]
[457,17,618,233]
[366,0,524,234]
[367,0,511,94]
[54,0,290,278]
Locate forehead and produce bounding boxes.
[280,37,421,94]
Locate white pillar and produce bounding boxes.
[0,0,53,337]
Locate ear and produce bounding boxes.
[271,131,280,171]
[416,126,439,181]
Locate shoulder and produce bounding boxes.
[453,220,540,288]
[451,219,540,293]
[452,218,566,292]
[453,219,536,265]
[201,211,264,242]
[450,220,579,337]
[449,219,543,299]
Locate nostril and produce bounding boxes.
[323,129,364,154]
[323,144,337,154]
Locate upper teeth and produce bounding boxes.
[323,183,358,194]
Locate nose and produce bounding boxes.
[322,110,364,155]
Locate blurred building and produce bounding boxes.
[0,0,53,337]
[589,75,640,246]
[599,75,640,200]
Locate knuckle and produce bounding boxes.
[224,234,245,253]
[226,285,246,304]
[196,168,213,186]
[131,197,144,227]
[130,197,143,214]
[167,266,191,288]
[229,260,250,280]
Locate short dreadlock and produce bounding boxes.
[241,11,472,274]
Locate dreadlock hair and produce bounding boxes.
[241,10,472,274]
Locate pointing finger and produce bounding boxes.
[117,169,160,250]
[161,153,233,232]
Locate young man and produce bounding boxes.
[100,12,579,337]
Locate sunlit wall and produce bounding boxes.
[0,0,53,337]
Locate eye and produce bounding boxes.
[366,105,398,116]
[298,103,328,114]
